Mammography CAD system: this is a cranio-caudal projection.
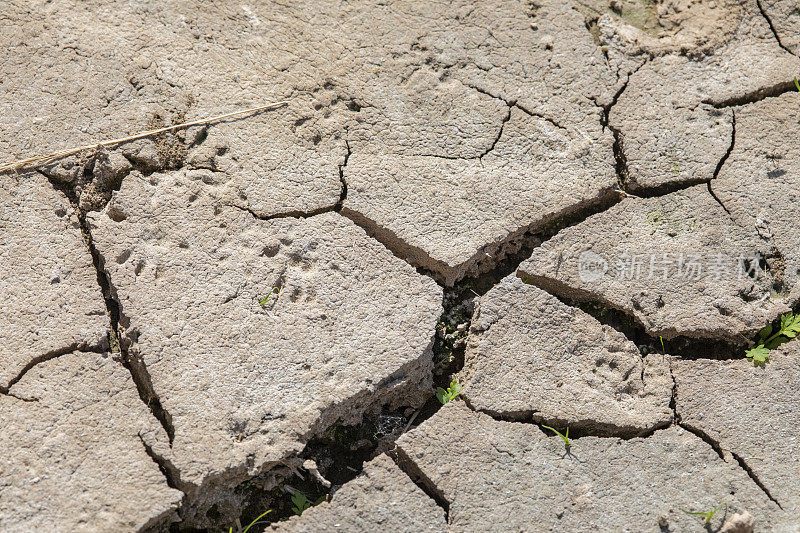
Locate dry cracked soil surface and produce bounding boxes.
[2,0,800,531]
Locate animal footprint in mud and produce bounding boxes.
[288,285,317,303]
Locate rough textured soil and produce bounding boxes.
[1,1,799,531]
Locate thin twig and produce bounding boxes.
[403,408,421,433]
[0,101,289,174]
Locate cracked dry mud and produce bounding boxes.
[2,0,800,531]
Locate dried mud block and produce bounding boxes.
[397,403,784,532]
[272,454,446,532]
[0,172,107,390]
[344,108,617,285]
[0,351,182,532]
[462,275,672,435]
[674,345,800,517]
[88,169,442,527]
[713,93,800,306]
[520,185,788,342]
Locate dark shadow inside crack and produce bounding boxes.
[462,394,672,440]
[519,273,749,359]
[703,79,798,109]
[210,262,490,530]
[199,403,437,532]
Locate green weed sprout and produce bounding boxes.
[290,491,325,516]
[745,312,800,364]
[795,77,800,92]
[291,491,311,516]
[229,509,271,533]
[659,336,665,352]
[259,286,280,307]
[436,379,462,404]
[680,503,725,525]
[542,425,572,448]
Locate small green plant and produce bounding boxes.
[659,336,665,352]
[259,286,280,307]
[229,509,271,533]
[680,503,725,525]
[542,425,572,448]
[436,379,462,404]
[290,491,325,516]
[291,490,311,515]
[745,312,800,364]
[795,77,800,92]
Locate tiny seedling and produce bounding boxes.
[290,491,325,516]
[680,503,725,525]
[795,77,800,92]
[542,425,571,448]
[745,312,800,364]
[659,336,665,352]
[291,490,311,515]
[259,286,280,307]
[436,379,462,405]
[229,509,271,533]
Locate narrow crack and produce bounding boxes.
[334,140,350,210]
[712,110,736,181]
[465,83,507,103]
[518,273,747,355]
[676,423,783,509]
[479,107,512,159]
[415,105,512,161]
[623,109,736,200]
[460,394,671,439]
[2,391,39,403]
[668,361,678,424]
[224,202,339,221]
[1,342,103,395]
[678,421,726,461]
[514,103,569,132]
[704,80,797,108]
[755,0,796,57]
[673,378,783,509]
[339,206,460,284]
[599,62,645,131]
[707,181,732,215]
[124,343,176,445]
[707,110,736,215]
[392,446,451,522]
[38,168,177,448]
[221,139,350,222]
[599,61,645,192]
[466,83,569,132]
[730,452,783,509]
[609,125,630,191]
[138,433,183,491]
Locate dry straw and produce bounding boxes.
[0,101,289,174]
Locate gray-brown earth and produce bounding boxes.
[2,0,799,531]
